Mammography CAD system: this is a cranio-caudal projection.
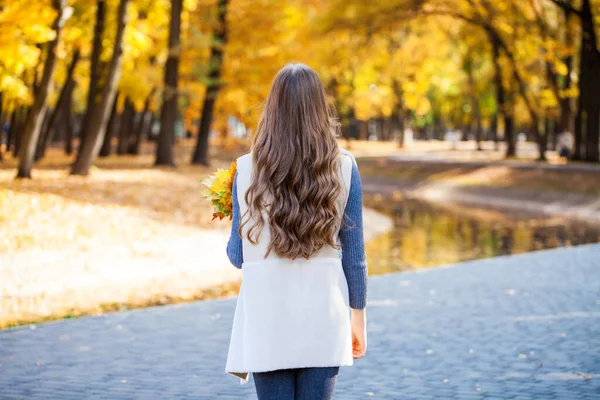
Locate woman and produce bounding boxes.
[224,63,368,400]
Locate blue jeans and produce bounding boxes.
[253,366,340,399]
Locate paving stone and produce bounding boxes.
[1,245,599,399]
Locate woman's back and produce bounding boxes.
[235,149,354,263]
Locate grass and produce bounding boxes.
[0,138,247,253]
[1,137,247,329]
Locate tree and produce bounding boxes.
[155,0,183,166]
[191,0,229,166]
[16,0,68,179]
[99,92,120,157]
[35,49,80,161]
[129,88,155,154]
[489,31,514,157]
[64,87,74,155]
[550,0,600,162]
[0,93,4,162]
[71,0,129,176]
[118,97,134,155]
[79,0,106,145]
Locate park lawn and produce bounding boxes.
[0,138,247,254]
[0,138,248,328]
[357,158,600,197]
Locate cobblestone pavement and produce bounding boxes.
[1,245,599,399]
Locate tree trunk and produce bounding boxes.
[155,0,183,166]
[473,102,483,151]
[579,0,600,163]
[7,107,19,154]
[145,111,156,140]
[551,118,560,151]
[574,98,584,160]
[34,108,52,160]
[36,49,80,161]
[397,113,406,148]
[359,120,368,140]
[16,0,66,179]
[99,92,119,157]
[79,0,106,144]
[505,114,516,157]
[118,97,134,155]
[71,0,129,175]
[465,55,482,151]
[5,107,12,154]
[489,32,514,158]
[31,46,44,95]
[191,0,229,165]
[65,89,74,155]
[0,93,4,161]
[434,116,444,140]
[125,110,137,153]
[495,34,543,159]
[392,80,406,148]
[380,118,389,141]
[36,114,53,162]
[533,121,545,161]
[552,0,600,162]
[15,107,29,157]
[559,6,575,137]
[585,107,600,163]
[537,119,550,162]
[128,88,154,155]
[491,114,499,151]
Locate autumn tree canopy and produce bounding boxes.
[1,0,599,176]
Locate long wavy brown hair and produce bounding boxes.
[239,63,343,259]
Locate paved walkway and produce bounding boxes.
[1,245,599,399]
[386,152,600,173]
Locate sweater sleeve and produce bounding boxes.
[339,156,368,309]
[226,171,243,269]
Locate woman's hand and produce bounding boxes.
[350,308,367,359]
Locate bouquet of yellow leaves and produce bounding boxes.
[202,161,237,221]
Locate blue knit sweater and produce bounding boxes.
[226,156,368,309]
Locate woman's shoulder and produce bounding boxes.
[338,147,354,159]
[235,152,253,171]
[338,147,358,171]
[236,152,252,162]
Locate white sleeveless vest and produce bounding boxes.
[225,149,355,384]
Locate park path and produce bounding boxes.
[387,151,600,172]
[362,176,600,223]
[1,244,599,399]
[359,149,600,223]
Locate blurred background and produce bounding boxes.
[1,0,600,328]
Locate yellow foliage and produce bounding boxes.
[0,0,588,134]
[201,161,237,220]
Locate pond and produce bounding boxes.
[364,194,600,276]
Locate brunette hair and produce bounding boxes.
[239,63,342,259]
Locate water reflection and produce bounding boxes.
[364,194,600,276]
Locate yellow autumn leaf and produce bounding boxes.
[210,179,229,194]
